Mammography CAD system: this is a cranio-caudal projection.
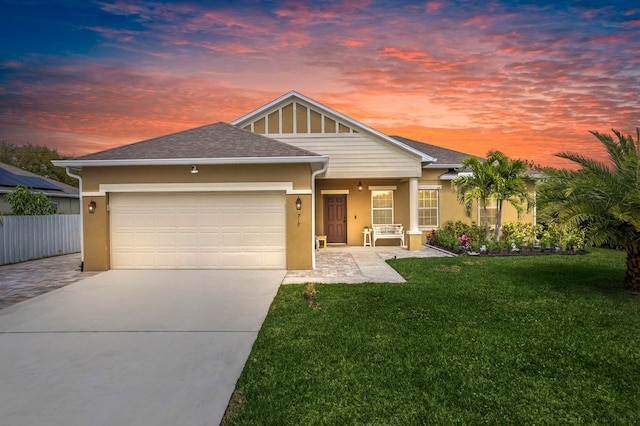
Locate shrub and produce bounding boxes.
[501,222,543,246]
[431,220,589,254]
[4,185,57,215]
[541,222,587,251]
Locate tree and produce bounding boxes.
[452,151,534,241]
[4,185,57,215]
[537,128,640,290]
[488,151,534,242]
[0,140,78,187]
[451,157,495,240]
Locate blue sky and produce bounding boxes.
[1,0,639,167]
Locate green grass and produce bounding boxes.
[223,248,640,425]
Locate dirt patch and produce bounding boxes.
[221,388,246,425]
[302,283,319,308]
[435,265,461,273]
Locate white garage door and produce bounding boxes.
[110,192,286,269]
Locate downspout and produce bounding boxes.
[311,160,329,270]
[64,168,84,271]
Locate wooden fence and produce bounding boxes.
[0,215,81,265]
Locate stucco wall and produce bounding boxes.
[82,164,312,191]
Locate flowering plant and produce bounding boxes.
[458,234,472,250]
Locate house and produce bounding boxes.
[53,91,534,271]
[0,162,80,214]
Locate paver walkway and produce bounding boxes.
[0,253,100,310]
[282,245,452,284]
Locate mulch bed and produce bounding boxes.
[428,245,589,257]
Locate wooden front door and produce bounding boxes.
[324,195,347,243]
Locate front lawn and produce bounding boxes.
[223,248,640,425]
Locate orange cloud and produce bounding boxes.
[343,39,364,47]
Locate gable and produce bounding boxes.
[232,92,429,179]
[235,99,360,135]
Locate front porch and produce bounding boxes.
[283,245,452,284]
[315,178,424,251]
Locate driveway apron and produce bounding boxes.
[0,269,283,426]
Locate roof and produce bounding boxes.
[390,136,483,168]
[0,162,79,198]
[77,122,321,160]
[55,122,328,170]
[231,91,436,164]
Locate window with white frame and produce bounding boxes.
[478,198,498,226]
[418,189,438,228]
[371,190,393,224]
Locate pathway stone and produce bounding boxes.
[282,245,451,284]
[0,253,100,310]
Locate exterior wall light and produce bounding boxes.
[358,180,363,192]
[88,200,96,214]
[191,165,199,174]
[295,196,302,210]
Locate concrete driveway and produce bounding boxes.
[0,269,284,426]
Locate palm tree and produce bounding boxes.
[451,157,494,240]
[489,151,534,242]
[537,128,640,290]
[452,152,534,241]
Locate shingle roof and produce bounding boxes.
[76,122,321,161]
[0,162,78,197]
[390,136,483,167]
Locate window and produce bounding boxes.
[418,189,438,228]
[372,190,393,224]
[478,198,497,226]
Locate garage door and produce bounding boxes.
[110,192,286,269]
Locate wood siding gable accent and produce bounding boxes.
[240,100,360,135]
[276,134,421,179]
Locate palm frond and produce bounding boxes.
[540,128,640,249]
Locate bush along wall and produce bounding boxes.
[428,220,588,256]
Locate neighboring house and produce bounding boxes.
[0,162,80,214]
[54,91,534,272]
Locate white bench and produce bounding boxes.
[372,224,405,247]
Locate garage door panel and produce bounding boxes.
[111,252,131,268]
[156,212,176,227]
[197,214,219,226]
[133,252,155,268]
[177,233,198,246]
[134,213,154,227]
[175,252,198,268]
[155,251,177,266]
[133,232,156,248]
[196,233,219,246]
[155,233,176,247]
[110,192,286,269]
[176,213,198,227]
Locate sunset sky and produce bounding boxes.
[1,0,639,168]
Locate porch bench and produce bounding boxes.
[372,224,405,247]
